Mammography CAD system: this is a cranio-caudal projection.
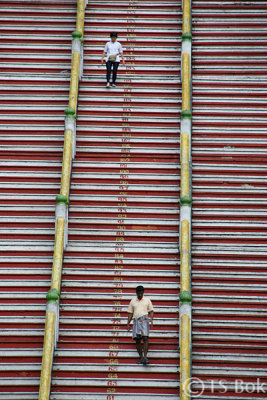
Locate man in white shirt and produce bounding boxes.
[127,285,154,365]
[101,32,125,88]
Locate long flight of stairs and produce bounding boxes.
[2,0,267,399]
[191,1,267,398]
[0,1,76,398]
[49,0,182,399]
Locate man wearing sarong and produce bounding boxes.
[127,285,154,364]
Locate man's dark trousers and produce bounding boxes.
[106,60,119,83]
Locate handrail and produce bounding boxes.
[38,1,86,399]
[179,0,192,399]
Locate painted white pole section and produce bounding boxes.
[55,202,68,249]
[65,115,76,159]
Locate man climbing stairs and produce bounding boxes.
[49,0,181,398]
[1,0,267,399]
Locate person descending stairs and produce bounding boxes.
[3,0,267,399]
[48,0,181,398]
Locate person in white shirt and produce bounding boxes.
[101,32,125,88]
[127,285,154,365]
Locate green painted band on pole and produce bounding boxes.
[64,107,76,118]
[46,289,60,303]
[180,196,192,206]
[182,33,192,41]
[56,194,69,205]
[181,110,192,119]
[179,290,192,304]
[72,30,82,39]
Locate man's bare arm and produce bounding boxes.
[127,312,133,330]
[149,310,154,327]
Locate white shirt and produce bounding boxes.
[104,40,123,62]
[127,295,154,319]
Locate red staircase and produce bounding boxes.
[0,1,76,398]
[2,0,267,399]
[49,0,182,398]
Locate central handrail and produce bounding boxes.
[179,0,192,399]
[38,1,86,399]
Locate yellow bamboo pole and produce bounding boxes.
[60,130,73,199]
[182,0,191,36]
[50,218,66,292]
[39,312,56,400]
[76,0,85,38]
[38,1,86,398]
[180,219,190,292]
[180,133,190,199]
[180,315,191,400]
[68,51,80,113]
[180,0,192,398]
[182,52,190,112]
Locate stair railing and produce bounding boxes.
[179,0,192,399]
[38,1,86,399]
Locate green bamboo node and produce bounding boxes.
[72,30,82,39]
[46,289,60,303]
[56,194,69,205]
[179,290,192,304]
[180,196,192,206]
[181,110,192,119]
[64,107,76,118]
[182,33,192,41]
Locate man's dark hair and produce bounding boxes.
[110,31,118,38]
[136,285,144,292]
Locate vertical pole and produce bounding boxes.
[38,1,87,398]
[179,0,192,399]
